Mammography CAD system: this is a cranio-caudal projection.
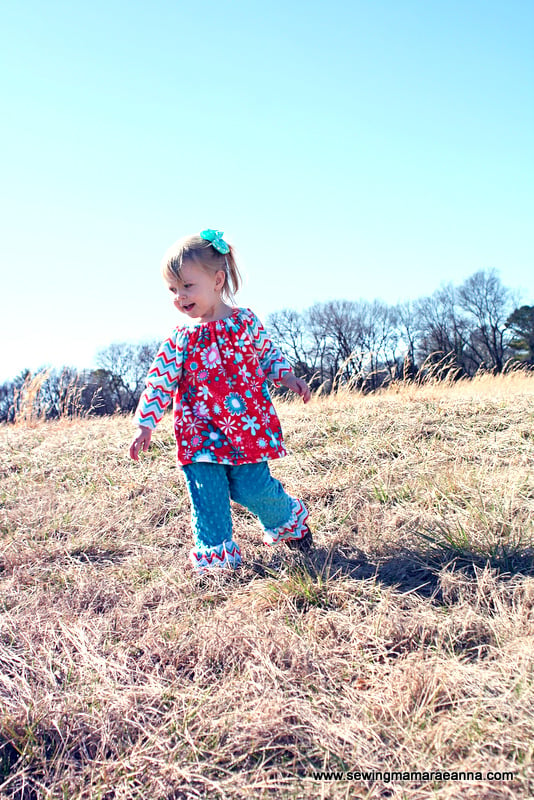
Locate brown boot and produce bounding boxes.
[286,525,313,552]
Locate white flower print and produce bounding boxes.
[201,343,222,369]
[178,403,192,421]
[198,385,212,400]
[219,415,238,436]
[184,418,201,434]
[193,400,210,418]
[245,348,259,365]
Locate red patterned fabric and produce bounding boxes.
[135,308,292,466]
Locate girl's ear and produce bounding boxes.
[214,270,226,291]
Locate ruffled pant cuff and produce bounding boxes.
[263,498,309,546]
[189,540,242,572]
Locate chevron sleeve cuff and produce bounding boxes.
[134,385,173,430]
[264,357,292,387]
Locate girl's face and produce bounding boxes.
[166,261,228,323]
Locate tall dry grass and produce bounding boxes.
[8,370,95,426]
[1,373,533,799]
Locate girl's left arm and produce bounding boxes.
[279,372,311,403]
[245,310,292,385]
[245,310,310,402]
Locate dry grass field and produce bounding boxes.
[1,374,534,799]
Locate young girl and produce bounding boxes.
[129,229,312,572]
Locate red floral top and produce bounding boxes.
[134,308,292,466]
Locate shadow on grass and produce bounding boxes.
[252,542,534,603]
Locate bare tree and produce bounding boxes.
[415,284,469,375]
[396,301,418,363]
[359,301,400,389]
[306,300,368,387]
[95,341,159,411]
[457,269,515,372]
[266,309,318,382]
[303,300,400,390]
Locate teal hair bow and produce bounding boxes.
[200,229,230,255]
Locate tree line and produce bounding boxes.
[268,269,534,392]
[2,269,533,422]
[0,342,159,424]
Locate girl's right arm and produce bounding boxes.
[129,426,152,461]
[129,329,183,459]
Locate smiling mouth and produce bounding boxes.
[182,303,195,312]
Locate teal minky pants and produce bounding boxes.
[182,461,309,571]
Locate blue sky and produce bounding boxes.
[1,0,533,382]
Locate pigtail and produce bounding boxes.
[224,245,242,303]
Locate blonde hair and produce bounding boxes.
[161,233,241,303]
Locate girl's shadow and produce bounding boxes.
[252,542,534,604]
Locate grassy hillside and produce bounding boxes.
[1,374,534,799]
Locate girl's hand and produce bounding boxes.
[281,374,311,404]
[129,426,152,461]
